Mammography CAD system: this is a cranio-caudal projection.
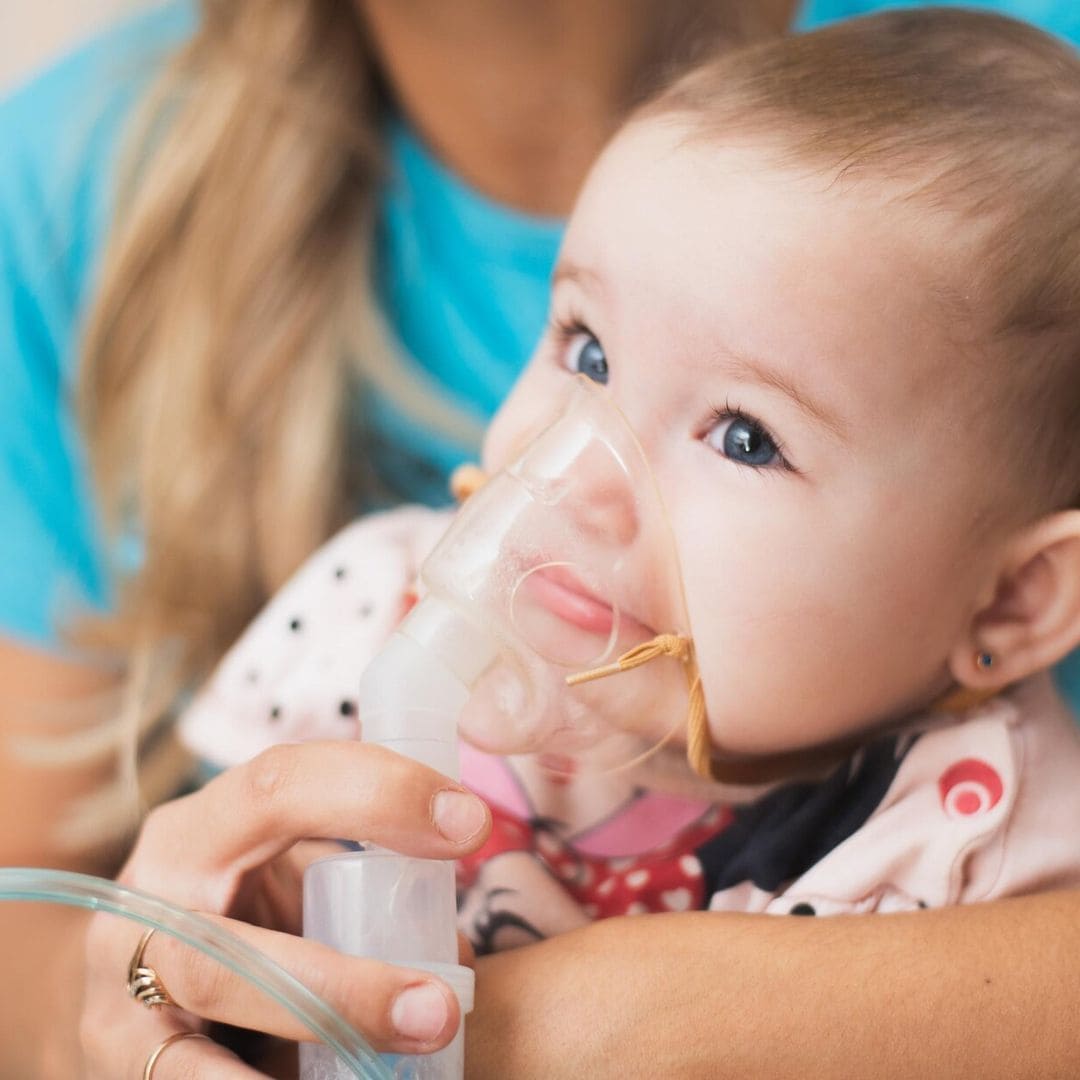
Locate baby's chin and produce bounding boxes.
[698,694,940,788]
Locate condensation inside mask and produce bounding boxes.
[419,377,694,772]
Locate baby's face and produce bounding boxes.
[485,117,1011,758]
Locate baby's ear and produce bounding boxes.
[950,510,1080,689]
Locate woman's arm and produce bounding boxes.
[0,637,125,1077]
[1,635,494,1077]
[468,894,1080,1078]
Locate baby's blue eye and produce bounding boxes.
[566,334,609,385]
[706,414,780,467]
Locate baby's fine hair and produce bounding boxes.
[649,8,1080,513]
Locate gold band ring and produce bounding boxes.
[142,1031,212,1080]
[127,928,177,1010]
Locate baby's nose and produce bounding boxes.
[565,454,640,549]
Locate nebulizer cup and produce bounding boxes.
[303,376,697,1079]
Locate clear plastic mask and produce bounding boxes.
[416,376,696,773]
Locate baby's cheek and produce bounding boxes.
[683,543,852,753]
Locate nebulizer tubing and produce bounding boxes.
[0,867,390,1079]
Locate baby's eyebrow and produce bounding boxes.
[552,260,604,295]
[715,348,850,444]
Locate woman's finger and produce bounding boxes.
[125,741,490,907]
[136,1027,264,1080]
[231,838,349,937]
[117,916,463,1055]
[79,914,262,1078]
[81,1013,261,1080]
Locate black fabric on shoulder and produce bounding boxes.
[696,733,918,899]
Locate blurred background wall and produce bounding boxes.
[1,1,139,93]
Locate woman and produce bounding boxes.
[0,1,794,1074]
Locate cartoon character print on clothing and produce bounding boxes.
[457,802,731,953]
[457,742,732,953]
[179,506,452,768]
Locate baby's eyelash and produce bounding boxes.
[547,311,591,344]
[708,399,797,474]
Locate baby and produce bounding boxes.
[182,9,1080,951]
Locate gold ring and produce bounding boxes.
[142,1031,212,1080]
[127,928,177,1009]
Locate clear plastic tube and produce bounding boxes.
[0,867,391,1079]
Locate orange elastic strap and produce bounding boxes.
[566,633,712,780]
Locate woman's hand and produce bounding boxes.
[80,740,490,1078]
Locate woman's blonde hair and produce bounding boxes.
[46,1,390,847]
[40,0,794,850]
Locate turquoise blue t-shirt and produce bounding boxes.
[368,123,563,507]
[0,4,562,651]
[0,6,193,651]
[798,0,1080,43]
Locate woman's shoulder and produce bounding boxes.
[0,3,195,369]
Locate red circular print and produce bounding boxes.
[938,758,1003,818]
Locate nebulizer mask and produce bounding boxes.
[302,376,708,1079]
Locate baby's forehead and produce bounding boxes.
[589,116,951,243]
[578,116,979,335]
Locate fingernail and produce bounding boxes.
[391,982,449,1043]
[432,789,487,844]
